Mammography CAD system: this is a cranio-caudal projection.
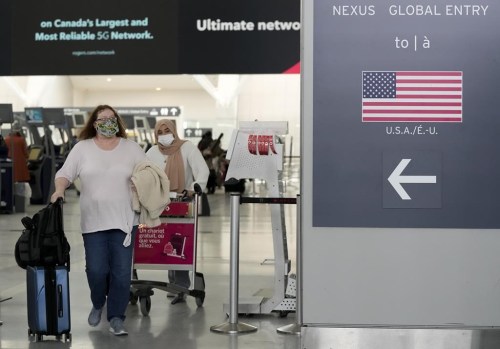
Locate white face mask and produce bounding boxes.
[158,134,175,146]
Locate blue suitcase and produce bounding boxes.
[26,266,71,341]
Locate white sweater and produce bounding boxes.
[55,138,146,236]
[146,142,209,192]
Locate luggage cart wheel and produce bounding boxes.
[140,296,151,316]
[64,333,72,342]
[279,311,289,318]
[195,295,205,307]
[35,334,42,342]
[129,291,139,305]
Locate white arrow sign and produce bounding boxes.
[388,159,437,200]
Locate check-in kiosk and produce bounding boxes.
[147,117,157,130]
[121,114,135,130]
[27,144,49,205]
[121,114,155,150]
[71,112,87,129]
[65,111,87,143]
[25,108,49,205]
[120,114,136,140]
[134,116,154,151]
[0,104,14,213]
[25,107,64,205]
[45,108,71,167]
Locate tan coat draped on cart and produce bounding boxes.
[131,160,170,228]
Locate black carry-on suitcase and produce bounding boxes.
[26,265,71,341]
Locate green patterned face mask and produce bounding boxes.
[95,118,119,137]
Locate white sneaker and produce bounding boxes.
[109,317,128,336]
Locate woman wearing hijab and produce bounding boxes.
[146,119,209,304]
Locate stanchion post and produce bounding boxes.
[210,193,258,334]
[277,194,302,335]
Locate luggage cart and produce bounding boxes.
[130,191,206,316]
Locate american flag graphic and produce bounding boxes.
[362,71,463,122]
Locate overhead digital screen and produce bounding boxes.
[0,104,13,123]
[0,0,300,75]
[25,108,43,124]
[147,117,157,128]
[177,0,300,74]
[135,119,145,128]
[121,115,135,129]
[73,114,86,127]
[43,108,66,125]
[7,0,177,75]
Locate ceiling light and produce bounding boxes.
[106,78,112,82]
[155,87,162,91]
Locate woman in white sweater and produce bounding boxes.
[146,119,209,303]
[51,105,146,336]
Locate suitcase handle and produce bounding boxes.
[57,284,63,317]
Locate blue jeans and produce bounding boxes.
[83,227,136,321]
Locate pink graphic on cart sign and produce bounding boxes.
[164,234,187,259]
[134,223,194,265]
[163,242,174,254]
[362,71,463,122]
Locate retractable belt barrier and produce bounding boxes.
[211,193,301,335]
[239,197,297,205]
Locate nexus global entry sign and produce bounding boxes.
[332,4,489,16]
[312,0,500,228]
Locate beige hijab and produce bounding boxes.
[154,119,187,193]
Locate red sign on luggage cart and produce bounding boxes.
[161,202,191,217]
[134,223,194,265]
